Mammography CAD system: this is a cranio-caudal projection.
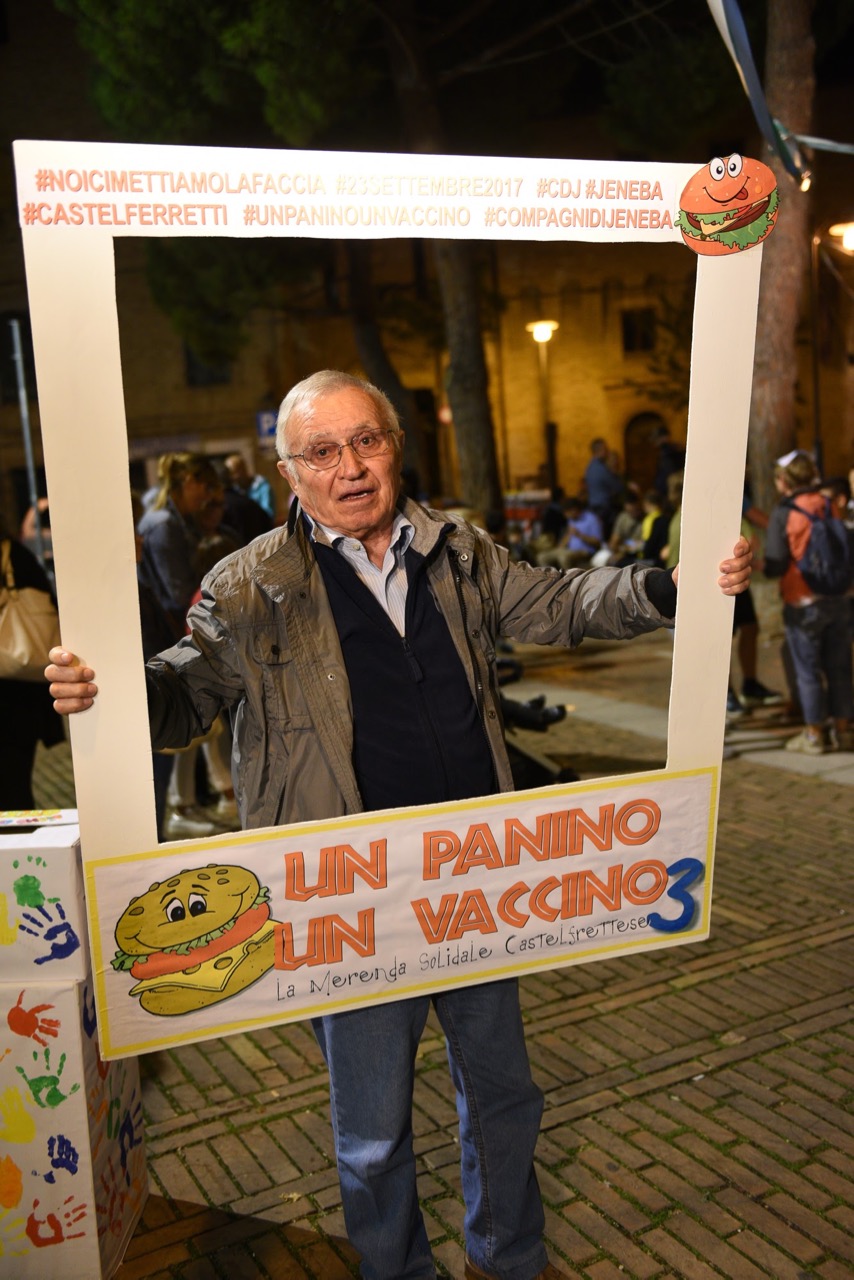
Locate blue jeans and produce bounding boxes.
[313,979,547,1280]
[784,598,853,725]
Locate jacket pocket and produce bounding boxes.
[249,632,313,729]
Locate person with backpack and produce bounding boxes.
[764,450,853,754]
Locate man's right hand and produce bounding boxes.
[46,648,98,715]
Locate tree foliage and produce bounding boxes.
[604,27,757,160]
[56,0,854,507]
[144,238,332,367]
[56,0,371,146]
[621,276,696,414]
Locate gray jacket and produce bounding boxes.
[137,497,202,625]
[147,498,674,830]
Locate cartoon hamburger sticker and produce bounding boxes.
[677,154,778,256]
[112,863,279,1016]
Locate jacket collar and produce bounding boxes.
[398,496,458,558]
[251,494,470,600]
[251,513,313,599]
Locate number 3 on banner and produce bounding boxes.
[648,857,704,933]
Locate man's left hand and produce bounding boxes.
[671,536,752,594]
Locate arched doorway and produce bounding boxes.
[624,412,669,495]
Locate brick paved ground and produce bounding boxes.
[32,632,853,1278]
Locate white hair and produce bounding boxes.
[276,370,401,482]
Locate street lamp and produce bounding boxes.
[828,221,854,252]
[525,320,559,490]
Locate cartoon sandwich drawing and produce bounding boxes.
[677,154,778,255]
[112,863,278,1015]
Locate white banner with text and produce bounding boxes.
[86,768,716,1057]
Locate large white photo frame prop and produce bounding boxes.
[14,142,762,1057]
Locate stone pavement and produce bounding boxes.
[31,630,854,1279]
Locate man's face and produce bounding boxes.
[277,387,403,543]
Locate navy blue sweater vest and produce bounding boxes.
[314,542,496,811]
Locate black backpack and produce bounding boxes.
[785,497,853,596]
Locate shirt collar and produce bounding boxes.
[305,509,415,556]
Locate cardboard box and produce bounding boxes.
[0,823,90,980]
[0,811,81,829]
[0,979,147,1277]
[0,823,147,1275]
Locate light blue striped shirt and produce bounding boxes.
[309,511,415,635]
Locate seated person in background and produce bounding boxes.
[564,496,605,566]
[600,487,644,567]
[639,489,670,569]
[537,496,603,569]
[526,488,566,560]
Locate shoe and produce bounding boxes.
[726,688,745,717]
[501,696,567,732]
[163,806,220,839]
[739,678,785,709]
[465,1258,571,1280]
[213,794,241,830]
[766,704,804,727]
[784,729,824,757]
[828,727,854,753]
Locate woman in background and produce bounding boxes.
[137,452,220,632]
[0,521,64,809]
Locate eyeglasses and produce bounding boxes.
[287,428,395,472]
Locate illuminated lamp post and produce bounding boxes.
[810,221,854,476]
[525,320,559,491]
[828,221,854,252]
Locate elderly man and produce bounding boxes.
[49,370,751,1280]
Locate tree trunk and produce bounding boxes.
[346,240,439,494]
[381,0,503,514]
[748,0,815,518]
[431,238,502,510]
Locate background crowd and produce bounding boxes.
[134,451,275,840]
[2,425,852,820]
[1,449,275,831]
[487,432,853,756]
